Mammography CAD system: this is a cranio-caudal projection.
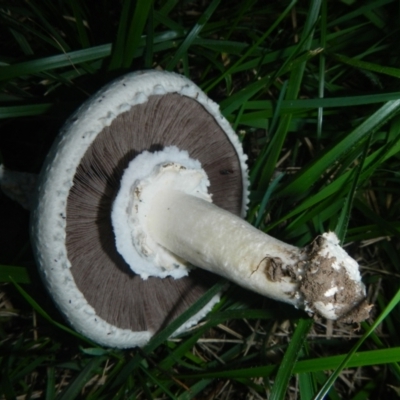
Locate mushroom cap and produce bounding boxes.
[31,70,248,348]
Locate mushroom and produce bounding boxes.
[31,70,369,348]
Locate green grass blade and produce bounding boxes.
[139,364,177,399]
[360,321,400,378]
[68,0,90,48]
[279,99,400,198]
[177,379,214,400]
[269,133,400,231]
[220,75,272,116]
[352,377,380,400]
[249,80,288,185]
[335,134,372,242]
[238,91,400,115]
[258,0,322,190]
[158,308,274,371]
[46,366,56,400]
[56,357,106,400]
[314,287,400,399]
[354,199,400,238]
[269,318,313,400]
[11,279,95,344]
[332,52,400,79]
[10,356,49,382]
[144,5,154,69]
[143,280,226,353]
[298,371,316,400]
[224,0,258,40]
[108,0,132,70]
[157,0,181,19]
[9,28,34,55]
[178,347,400,380]
[0,103,52,118]
[110,281,226,389]
[159,328,211,371]
[0,44,111,80]
[254,173,285,228]
[165,0,221,71]
[327,0,393,27]
[0,265,30,283]
[122,0,154,69]
[204,0,297,92]
[317,0,327,141]
[25,1,70,52]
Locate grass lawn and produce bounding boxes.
[1,0,400,398]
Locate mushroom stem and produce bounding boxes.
[150,190,301,303]
[113,147,370,323]
[148,189,369,322]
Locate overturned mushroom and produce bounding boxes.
[32,70,370,348]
